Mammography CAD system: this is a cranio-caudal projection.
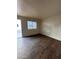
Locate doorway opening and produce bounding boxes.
[17,19,22,38]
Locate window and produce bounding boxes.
[27,21,37,29]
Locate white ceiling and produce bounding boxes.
[17,0,61,19]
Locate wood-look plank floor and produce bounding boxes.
[17,34,61,59]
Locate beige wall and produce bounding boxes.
[17,15,41,36]
[41,15,61,40]
[17,0,61,40]
[17,15,61,40]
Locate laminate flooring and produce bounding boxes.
[17,34,61,59]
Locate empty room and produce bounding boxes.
[17,0,61,59]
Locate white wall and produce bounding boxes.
[41,15,61,40]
